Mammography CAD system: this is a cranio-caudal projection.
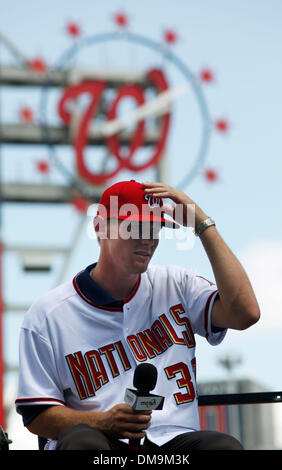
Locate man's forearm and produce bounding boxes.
[27,403,152,441]
[27,405,107,440]
[199,225,260,328]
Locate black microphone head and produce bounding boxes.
[133,363,158,394]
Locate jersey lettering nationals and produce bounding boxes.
[65,303,196,401]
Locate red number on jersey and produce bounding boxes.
[164,361,196,405]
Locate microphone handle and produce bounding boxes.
[128,389,151,450]
[128,437,140,451]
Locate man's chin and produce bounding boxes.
[132,258,151,273]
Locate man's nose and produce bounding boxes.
[139,236,157,245]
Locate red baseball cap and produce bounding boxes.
[96,180,179,229]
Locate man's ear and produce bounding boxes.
[94,216,108,239]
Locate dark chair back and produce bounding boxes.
[38,436,48,450]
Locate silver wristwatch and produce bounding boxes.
[194,217,216,236]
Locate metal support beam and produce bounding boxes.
[0,65,152,88]
[0,182,103,203]
[0,243,4,428]
[0,123,160,146]
[198,391,282,407]
[4,244,70,254]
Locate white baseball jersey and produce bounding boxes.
[15,263,227,449]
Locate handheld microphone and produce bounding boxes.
[134,362,158,395]
[125,363,165,451]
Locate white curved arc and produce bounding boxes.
[99,83,189,137]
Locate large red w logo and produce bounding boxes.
[58,69,171,185]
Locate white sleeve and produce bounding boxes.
[181,270,227,346]
[15,327,65,414]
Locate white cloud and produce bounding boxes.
[239,240,282,331]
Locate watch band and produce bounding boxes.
[194,217,216,236]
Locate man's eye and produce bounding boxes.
[125,224,140,238]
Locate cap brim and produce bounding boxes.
[115,214,180,229]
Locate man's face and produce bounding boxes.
[101,219,161,275]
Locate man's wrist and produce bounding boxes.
[194,217,216,237]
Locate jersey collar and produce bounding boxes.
[72,263,141,311]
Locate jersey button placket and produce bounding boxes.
[123,304,131,335]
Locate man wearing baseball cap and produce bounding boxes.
[16,179,260,451]
[96,179,179,228]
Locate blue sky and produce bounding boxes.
[1,0,282,448]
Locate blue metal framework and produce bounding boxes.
[39,31,211,194]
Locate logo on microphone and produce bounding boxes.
[124,388,164,410]
[140,398,157,408]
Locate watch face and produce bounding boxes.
[39,30,212,197]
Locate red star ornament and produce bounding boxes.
[19,107,33,124]
[164,29,177,44]
[29,57,47,73]
[114,12,128,27]
[36,160,50,174]
[66,22,81,37]
[72,195,89,213]
[215,119,229,133]
[204,169,219,183]
[200,68,214,83]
